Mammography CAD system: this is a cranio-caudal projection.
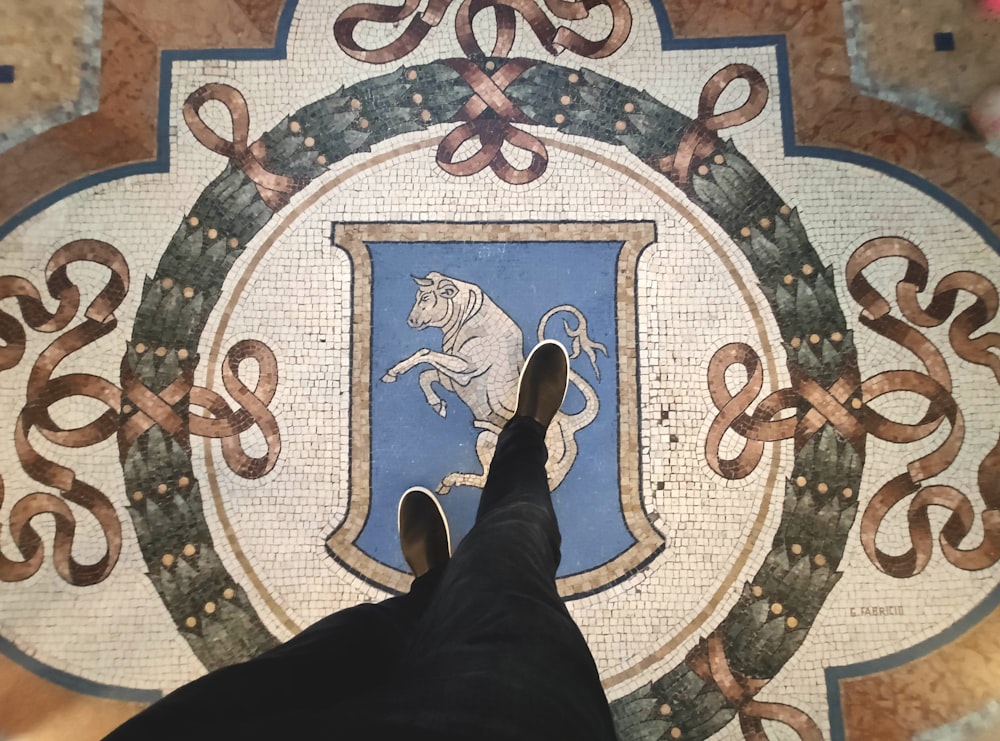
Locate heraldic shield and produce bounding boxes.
[325,222,665,597]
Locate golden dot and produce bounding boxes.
[791,543,803,555]
[317,155,327,165]
[135,343,146,354]
[178,476,190,488]
[831,331,843,342]
[289,120,301,133]
[183,543,196,557]
[714,154,725,165]
[795,475,807,488]
[406,70,417,81]
[228,237,239,249]
[411,93,423,105]
[615,120,627,132]
[178,348,189,360]
[420,110,432,122]
[161,554,174,567]
[817,482,829,494]
[554,113,566,125]
[183,286,195,298]
[560,95,572,106]
[304,136,316,148]
[783,274,794,285]
[760,217,772,229]
[358,118,369,129]
[350,98,362,109]
[802,264,814,276]
[752,585,763,597]
[624,102,635,113]
[161,277,174,290]
[188,216,199,227]
[780,204,792,216]
[790,337,801,348]
[670,728,682,739]
[740,226,752,238]
[155,346,167,357]
[185,616,197,628]
[814,554,827,567]
[809,333,821,345]
[207,228,218,240]
[132,490,144,502]
[485,60,496,71]
[122,404,133,415]
[786,616,799,629]
[568,72,580,83]
[223,587,236,600]
[771,602,783,615]
[157,483,168,495]
[204,602,217,615]
[696,164,709,176]
[659,703,672,716]
[842,487,854,498]
[851,397,863,410]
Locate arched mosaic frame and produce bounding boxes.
[123,59,862,739]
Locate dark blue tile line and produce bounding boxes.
[0,632,162,702]
[0,65,14,84]
[825,578,1000,741]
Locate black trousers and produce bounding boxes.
[105,416,617,740]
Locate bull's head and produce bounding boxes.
[408,272,459,329]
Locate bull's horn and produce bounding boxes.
[412,275,434,287]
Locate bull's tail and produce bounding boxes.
[563,368,599,433]
[537,305,608,380]
[537,305,605,435]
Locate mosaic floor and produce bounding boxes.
[2,1,1000,739]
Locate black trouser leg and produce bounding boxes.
[346,416,617,741]
[103,567,444,740]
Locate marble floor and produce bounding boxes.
[2,1,1000,739]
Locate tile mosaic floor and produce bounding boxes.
[2,1,1000,739]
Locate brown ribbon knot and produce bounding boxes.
[183,83,308,211]
[706,236,1000,577]
[847,237,1000,578]
[436,58,548,184]
[334,0,632,64]
[660,64,769,188]
[0,240,129,586]
[687,633,824,741]
[189,340,281,480]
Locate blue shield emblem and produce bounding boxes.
[327,222,663,597]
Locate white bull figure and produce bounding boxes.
[381,271,606,494]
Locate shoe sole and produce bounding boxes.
[397,486,453,557]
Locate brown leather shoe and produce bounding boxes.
[397,487,452,577]
[515,340,569,430]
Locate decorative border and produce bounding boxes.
[0,1,997,735]
[325,220,662,599]
[119,52,859,740]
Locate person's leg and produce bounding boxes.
[346,346,617,740]
[104,566,444,740]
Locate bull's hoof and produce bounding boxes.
[380,373,397,383]
[431,400,447,417]
[435,482,452,495]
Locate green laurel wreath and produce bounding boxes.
[123,59,862,739]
